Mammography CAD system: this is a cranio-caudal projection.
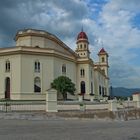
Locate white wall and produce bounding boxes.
[53,57,77,86]
[76,62,94,97]
[20,54,54,96]
[0,55,21,99]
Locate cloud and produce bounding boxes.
[0,0,89,46]
[0,0,140,88]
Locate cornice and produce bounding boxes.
[0,46,77,63]
[94,63,109,68]
[77,58,93,65]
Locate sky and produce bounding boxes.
[0,0,140,88]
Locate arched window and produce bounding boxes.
[5,60,10,72]
[80,69,85,77]
[80,44,82,49]
[62,64,66,75]
[34,61,40,72]
[99,85,102,95]
[102,87,104,96]
[34,77,41,92]
[102,57,105,62]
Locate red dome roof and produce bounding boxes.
[77,31,88,40]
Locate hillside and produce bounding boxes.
[110,87,140,97]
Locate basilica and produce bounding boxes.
[0,29,109,100]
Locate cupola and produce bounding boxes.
[75,30,90,58]
[77,31,88,40]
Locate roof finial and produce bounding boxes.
[101,40,103,48]
[81,25,83,32]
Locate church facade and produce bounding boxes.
[0,29,109,100]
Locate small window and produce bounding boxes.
[84,44,86,49]
[34,61,40,72]
[34,77,41,92]
[62,64,66,75]
[80,44,82,49]
[5,60,10,72]
[80,69,85,77]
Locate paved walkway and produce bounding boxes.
[0,119,140,140]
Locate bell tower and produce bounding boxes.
[75,30,90,58]
[98,48,109,77]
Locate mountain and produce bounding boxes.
[110,87,140,97]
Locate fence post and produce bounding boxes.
[108,100,117,111]
[4,101,11,112]
[46,88,58,112]
[133,93,140,108]
[90,95,94,102]
[78,95,83,102]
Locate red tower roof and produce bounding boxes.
[98,48,108,56]
[77,31,88,40]
[99,48,106,53]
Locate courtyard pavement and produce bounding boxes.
[0,115,140,140]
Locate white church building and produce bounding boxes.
[0,29,109,100]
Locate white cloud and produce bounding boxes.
[95,0,140,87]
[0,0,140,88]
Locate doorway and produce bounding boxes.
[5,77,10,99]
[81,81,85,94]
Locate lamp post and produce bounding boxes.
[110,84,114,100]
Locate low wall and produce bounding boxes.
[0,100,139,113]
[57,104,108,111]
[55,109,140,121]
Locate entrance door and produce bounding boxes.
[5,77,10,99]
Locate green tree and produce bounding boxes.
[51,76,76,100]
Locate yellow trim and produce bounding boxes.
[0,46,77,63]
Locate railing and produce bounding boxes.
[0,100,139,112]
[117,101,139,110]
[0,101,46,112]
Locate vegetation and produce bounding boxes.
[51,76,76,100]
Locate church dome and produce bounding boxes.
[77,31,88,40]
